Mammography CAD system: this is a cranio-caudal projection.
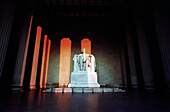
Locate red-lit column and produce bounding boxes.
[11,15,33,88]
[81,38,91,54]
[44,39,51,88]
[40,35,48,88]
[40,35,51,88]
[30,26,42,89]
[20,16,33,86]
[59,38,72,87]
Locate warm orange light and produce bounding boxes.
[20,15,33,86]
[81,38,91,54]
[40,35,48,88]
[59,38,72,87]
[43,39,51,88]
[30,26,42,89]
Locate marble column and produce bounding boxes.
[40,35,51,88]
[120,37,129,88]
[0,0,16,79]
[126,30,138,88]
[30,26,42,89]
[81,38,91,54]
[12,15,33,89]
[59,38,72,87]
[153,5,170,88]
[134,8,154,88]
[45,39,51,88]
[40,35,48,88]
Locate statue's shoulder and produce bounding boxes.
[78,54,83,56]
[86,54,90,56]
[74,54,77,56]
[87,53,94,56]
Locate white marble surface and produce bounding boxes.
[69,49,100,88]
[83,88,93,93]
[46,88,126,93]
[93,88,103,92]
[73,49,96,72]
[103,88,114,93]
[73,88,83,93]
[68,71,100,87]
[114,88,126,92]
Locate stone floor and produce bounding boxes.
[0,90,170,112]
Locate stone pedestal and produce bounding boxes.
[68,71,100,87]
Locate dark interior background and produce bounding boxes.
[0,0,170,90]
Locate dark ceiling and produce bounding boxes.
[33,0,127,18]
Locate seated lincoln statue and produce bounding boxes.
[68,48,100,87]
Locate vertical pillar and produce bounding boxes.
[44,39,51,88]
[40,35,47,88]
[0,0,16,79]
[30,26,42,89]
[135,20,154,88]
[120,37,129,88]
[126,30,138,88]
[59,38,71,87]
[11,15,33,88]
[81,38,91,54]
[125,5,145,89]
[134,8,154,88]
[153,7,170,88]
[20,16,33,86]
[40,35,51,88]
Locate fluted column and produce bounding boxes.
[30,26,42,89]
[134,9,154,88]
[0,0,16,79]
[59,38,72,87]
[126,30,138,88]
[153,5,170,88]
[81,38,91,54]
[40,36,48,88]
[40,35,51,88]
[12,15,33,88]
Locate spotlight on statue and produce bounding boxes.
[68,48,100,87]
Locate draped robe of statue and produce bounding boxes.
[68,49,100,87]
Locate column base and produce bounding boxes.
[29,85,36,90]
[11,86,23,91]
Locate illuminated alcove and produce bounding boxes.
[46,18,124,88]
